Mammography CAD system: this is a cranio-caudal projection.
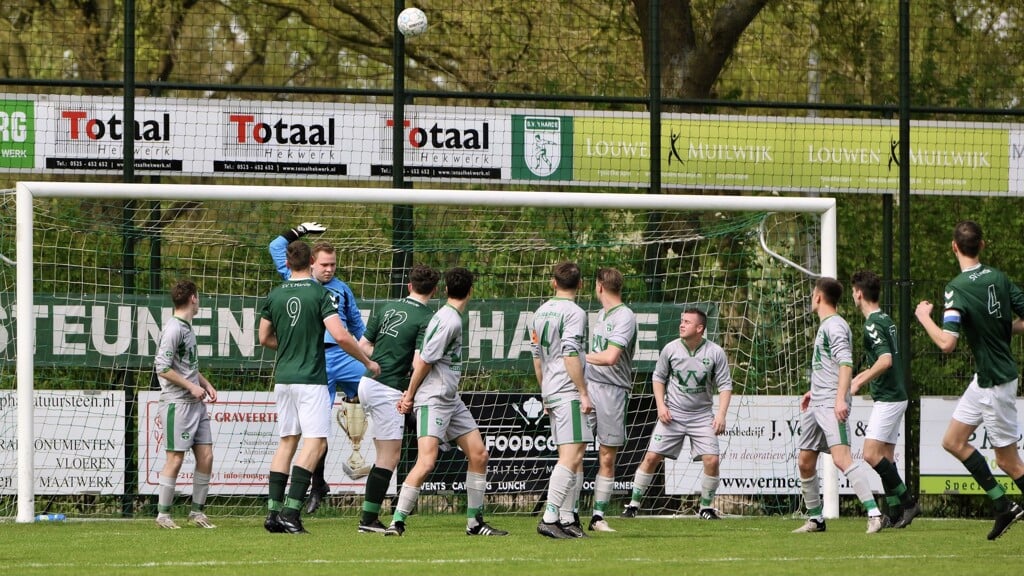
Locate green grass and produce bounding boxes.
[4,514,1024,576]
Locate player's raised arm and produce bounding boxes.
[269,221,326,279]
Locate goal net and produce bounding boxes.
[2,183,836,522]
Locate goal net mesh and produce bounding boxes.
[0,189,820,519]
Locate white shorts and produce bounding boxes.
[865,400,907,444]
[546,396,594,446]
[275,384,331,438]
[798,404,851,452]
[952,376,1020,449]
[358,376,406,441]
[646,411,718,460]
[588,382,628,448]
[415,398,478,442]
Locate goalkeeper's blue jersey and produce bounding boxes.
[269,234,366,388]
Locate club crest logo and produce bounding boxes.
[512,115,572,180]
[523,118,561,177]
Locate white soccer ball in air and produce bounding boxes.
[397,7,428,37]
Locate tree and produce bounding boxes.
[632,0,772,100]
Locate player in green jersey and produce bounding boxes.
[850,270,919,528]
[384,267,507,537]
[353,263,440,533]
[915,220,1024,540]
[259,240,379,535]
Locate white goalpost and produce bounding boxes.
[10,182,838,523]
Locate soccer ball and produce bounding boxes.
[397,7,428,37]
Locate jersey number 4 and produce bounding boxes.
[988,284,1002,318]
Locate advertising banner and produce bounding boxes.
[0,390,125,495]
[3,93,1022,195]
[0,390,912,498]
[423,392,655,495]
[919,396,1024,495]
[297,394,903,498]
[0,98,34,170]
[511,114,574,181]
[2,294,691,372]
[137,390,390,496]
[37,95,200,173]
[665,396,905,495]
[214,103,355,177]
[1010,129,1024,195]
[576,113,1008,195]
[371,110,507,181]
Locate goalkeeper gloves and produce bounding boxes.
[281,221,326,243]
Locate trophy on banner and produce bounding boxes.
[337,398,372,479]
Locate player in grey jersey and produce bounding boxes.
[622,308,731,521]
[916,220,1024,540]
[153,279,218,529]
[385,267,507,537]
[533,261,593,539]
[793,277,885,534]
[583,267,636,532]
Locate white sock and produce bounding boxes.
[158,475,176,513]
[395,483,421,520]
[560,470,584,524]
[630,470,654,508]
[844,463,882,516]
[593,475,615,518]
[700,475,719,509]
[466,471,486,527]
[543,464,576,524]
[800,475,823,520]
[192,472,211,511]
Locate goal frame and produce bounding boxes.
[14,181,837,523]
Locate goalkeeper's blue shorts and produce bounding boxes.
[326,344,364,403]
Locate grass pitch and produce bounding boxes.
[5,514,1023,576]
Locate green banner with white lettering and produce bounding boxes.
[0,99,34,169]
[2,294,711,371]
